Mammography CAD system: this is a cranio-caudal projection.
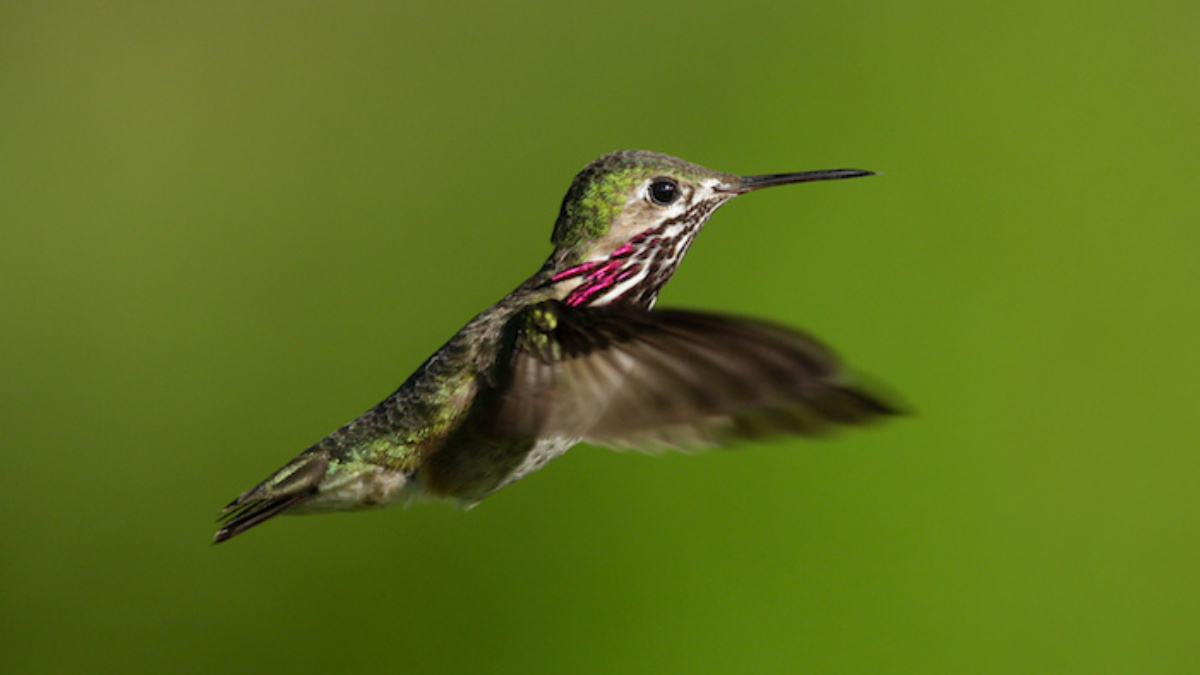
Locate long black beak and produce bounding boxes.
[723,168,875,194]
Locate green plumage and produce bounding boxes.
[215,150,900,543]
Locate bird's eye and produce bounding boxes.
[648,179,680,206]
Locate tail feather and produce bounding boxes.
[213,451,328,544]
[214,492,313,543]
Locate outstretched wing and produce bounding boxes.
[491,300,901,450]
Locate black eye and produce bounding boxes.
[648,179,680,206]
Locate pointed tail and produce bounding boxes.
[214,451,329,544]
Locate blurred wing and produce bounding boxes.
[492,300,901,450]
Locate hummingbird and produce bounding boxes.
[214,150,900,543]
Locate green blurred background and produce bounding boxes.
[3,1,1197,673]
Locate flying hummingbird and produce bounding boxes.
[214,150,900,543]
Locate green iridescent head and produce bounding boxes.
[550,150,735,250]
[549,150,876,266]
